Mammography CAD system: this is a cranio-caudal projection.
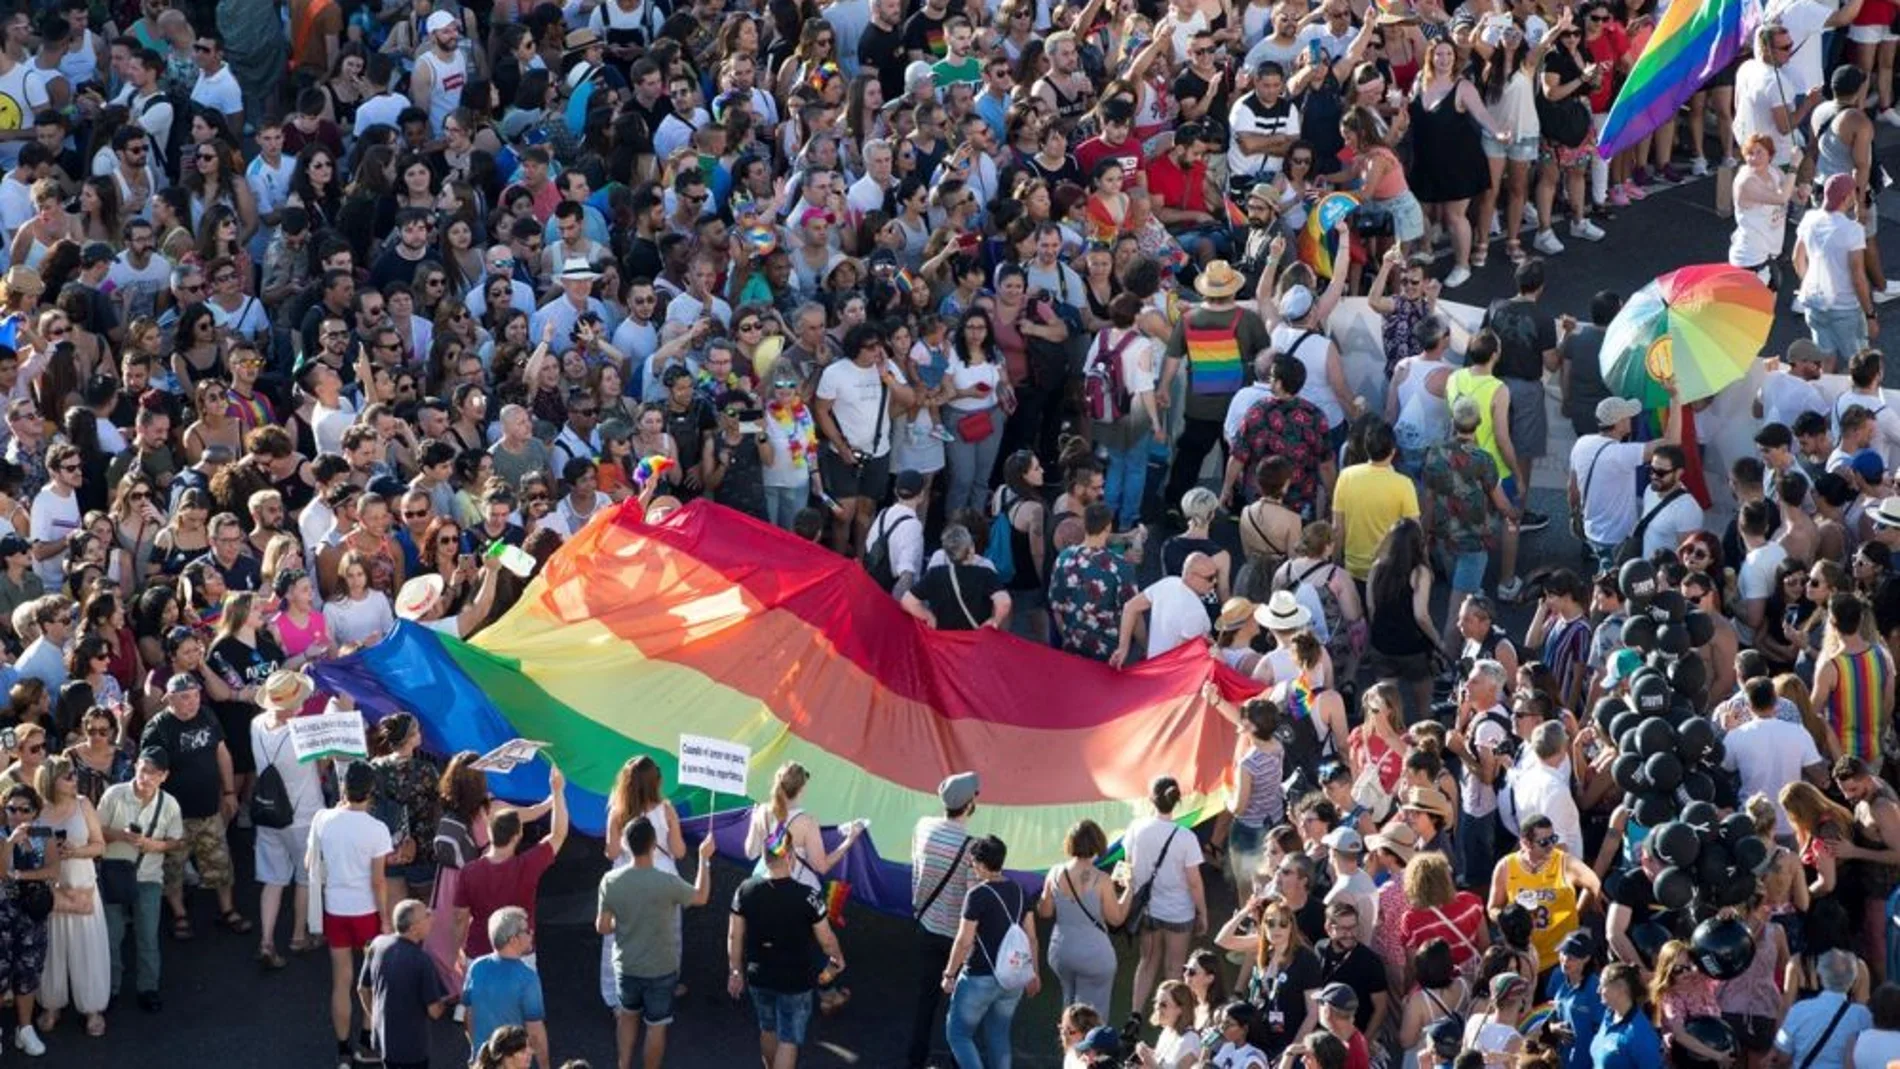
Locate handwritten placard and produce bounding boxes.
[289,711,368,764]
[470,739,552,774]
[677,734,750,795]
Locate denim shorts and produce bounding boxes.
[1450,549,1488,594]
[749,985,815,1045]
[1482,131,1540,162]
[616,971,679,1026]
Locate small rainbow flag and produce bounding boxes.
[1598,0,1760,158]
[1299,192,1359,280]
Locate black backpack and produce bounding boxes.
[1275,685,1327,794]
[863,512,915,592]
[138,89,195,184]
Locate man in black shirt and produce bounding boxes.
[359,899,451,1069]
[1313,903,1389,1040]
[139,672,245,936]
[860,0,908,100]
[1173,30,1233,128]
[901,525,1011,630]
[1481,259,1560,531]
[624,185,666,283]
[727,833,845,1068]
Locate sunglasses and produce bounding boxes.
[772,379,799,389]
[4,806,30,815]
[1533,834,1558,848]
[402,509,431,519]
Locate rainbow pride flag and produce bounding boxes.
[1597,0,1761,158]
[312,502,1254,914]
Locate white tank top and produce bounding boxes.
[642,802,677,876]
[415,48,467,134]
[1728,171,1787,268]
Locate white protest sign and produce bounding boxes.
[677,734,750,795]
[289,711,369,764]
[471,739,552,774]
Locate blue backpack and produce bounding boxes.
[987,492,1019,584]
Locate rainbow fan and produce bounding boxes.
[1299,192,1358,280]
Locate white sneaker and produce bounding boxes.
[1881,109,1900,128]
[1532,229,1566,255]
[1878,281,1900,304]
[1569,218,1606,241]
[15,1026,44,1057]
[1522,204,1541,230]
[1690,156,1709,177]
[1445,265,1472,288]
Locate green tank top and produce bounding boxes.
[1447,368,1507,478]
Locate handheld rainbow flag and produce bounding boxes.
[1597,0,1761,158]
[633,455,676,489]
[311,501,1254,916]
[1299,192,1358,280]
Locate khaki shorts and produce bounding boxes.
[163,815,234,892]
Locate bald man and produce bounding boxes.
[1110,551,1220,667]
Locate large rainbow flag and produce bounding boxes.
[311,500,1252,914]
[1597,0,1761,158]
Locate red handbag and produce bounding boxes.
[955,409,993,443]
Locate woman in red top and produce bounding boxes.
[1348,682,1408,798]
[1397,851,1491,969]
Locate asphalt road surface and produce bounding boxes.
[55,152,1900,1069]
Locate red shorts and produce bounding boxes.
[323,911,380,950]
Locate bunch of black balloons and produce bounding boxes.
[1592,559,1758,982]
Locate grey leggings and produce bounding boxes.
[1047,924,1117,1018]
[943,406,1004,514]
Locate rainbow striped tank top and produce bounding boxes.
[1827,645,1891,764]
[1185,308,1245,396]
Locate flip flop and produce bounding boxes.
[219,910,254,934]
[171,917,193,941]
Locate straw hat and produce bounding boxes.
[1255,590,1312,632]
[394,575,446,621]
[1215,597,1259,633]
[257,669,315,712]
[3,266,43,298]
[1194,260,1243,299]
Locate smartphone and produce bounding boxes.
[1309,38,1323,64]
[739,421,762,435]
[957,232,980,251]
[457,553,476,571]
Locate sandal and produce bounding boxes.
[85,1015,104,1038]
[219,910,254,934]
[34,1010,53,1033]
[257,946,287,970]
[171,917,193,941]
[288,935,319,954]
[1505,241,1526,265]
[1469,246,1488,269]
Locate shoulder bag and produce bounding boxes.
[914,835,974,926]
[1796,996,1855,1069]
[1612,487,1687,566]
[1570,439,1612,541]
[98,792,160,907]
[1115,825,1181,938]
[945,563,983,629]
[1062,867,1107,933]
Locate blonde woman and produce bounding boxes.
[741,762,864,1012]
[1781,780,1855,899]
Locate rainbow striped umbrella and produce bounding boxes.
[1599,264,1772,406]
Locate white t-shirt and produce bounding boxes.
[116,87,171,170]
[106,252,172,321]
[816,358,903,459]
[1734,59,1801,167]
[1212,1040,1271,1069]
[0,64,47,169]
[1722,716,1823,836]
[312,397,359,455]
[311,806,393,917]
[1796,209,1867,311]
[847,173,889,216]
[1228,91,1300,178]
[28,484,79,584]
[246,155,299,217]
[945,356,1002,411]
[323,593,396,646]
[1124,815,1205,924]
[191,64,243,120]
[1760,371,1829,429]
[1737,541,1789,643]
[1509,761,1584,858]
[1569,435,1647,545]
[251,716,326,823]
[1143,575,1210,658]
[1766,0,1833,95]
[352,92,409,138]
[0,176,31,239]
[1640,485,1705,559]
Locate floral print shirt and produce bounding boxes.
[372,751,444,849]
[1230,396,1329,518]
[1049,545,1138,662]
[1420,439,1500,554]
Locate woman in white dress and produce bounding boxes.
[33,757,109,1037]
[599,756,684,1009]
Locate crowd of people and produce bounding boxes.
[0,0,1884,1067]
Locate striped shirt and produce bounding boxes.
[910,818,974,939]
[1826,644,1892,764]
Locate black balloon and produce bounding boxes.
[1653,589,1689,622]
[1612,753,1646,793]
[1682,800,1720,830]
[1595,696,1631,730]
[1657,622,1692,655]
[1684,611,1716,647]
[1653,865,1695,910]
[1645,751,1686,793]
[1620,559,1660,603]
[1652,821,1702,867]
[1677,718,1716,763]
[1682,770,1716,803]
[1668,654,1708,699]
[1675,1017,1739,1069]
[1622,614,1659,653]
[1611,711,1645,746]
[1732,836,1769,874]
[1618,727,1644,759]
[1637,717,1679,756]
[1695,840,1734,886]
[1634,792,1675,828]
[1633,676,1674,715]
[1691,917,1757,980]
[1720,812,1757,846]
[1629,920,1674,968]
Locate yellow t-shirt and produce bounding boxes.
[1333,462,1421,579]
